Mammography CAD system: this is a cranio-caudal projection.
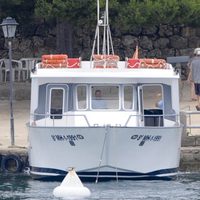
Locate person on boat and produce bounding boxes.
[188,48,200,111]
[156,99,176,121]
[155,93,164,110]
[156,99,163,109]
[92,90,107,109]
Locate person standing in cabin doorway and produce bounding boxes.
[188,48,200,110]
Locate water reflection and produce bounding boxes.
[0,173,200,200]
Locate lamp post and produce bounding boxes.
[0,17,18,147]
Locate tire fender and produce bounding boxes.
[1,154,23,173]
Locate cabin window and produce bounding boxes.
[50,88,64,119]
[142,85,163,110]
[77,85,87,110]
[123,85,133,110]
[91,86,119,109]
[140,84,163,126]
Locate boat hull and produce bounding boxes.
[28,126,182,181]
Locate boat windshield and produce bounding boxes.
[76,84,136,111]
[91,86,119,109]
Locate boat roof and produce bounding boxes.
[31,61,179,81]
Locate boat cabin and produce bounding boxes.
[30,58,179,128]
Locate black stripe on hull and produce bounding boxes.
[30,166,178,182]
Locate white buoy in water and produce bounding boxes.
[53,168,91,199]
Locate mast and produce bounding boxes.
[90,0,114,60]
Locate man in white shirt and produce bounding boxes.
[92,90,107,109]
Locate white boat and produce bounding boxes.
[28,0,182,181]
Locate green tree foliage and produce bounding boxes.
[35,0,97,26]
[34,0,123,28]
[123,0,200,28]
[1,0,199,30]
[34,0,200,32]
[1,0,200,32]
[0,0,35,22]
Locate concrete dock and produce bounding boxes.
[0,81,200,172]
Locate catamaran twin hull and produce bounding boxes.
[28,125,182,181]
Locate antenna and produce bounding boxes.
[90,0,114,61]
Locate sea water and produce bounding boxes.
[0,173,200,200]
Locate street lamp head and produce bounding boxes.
[0,17,18,38]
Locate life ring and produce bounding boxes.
[42,54,68,60]
[93,54,119,68]
[41,55,81,68]
[93,54,119,61]
[41,54,68,68]
[1,154,23,173]
[42,59,68,64]
[106,55,119,61]
[41,63,68,68]
[140,59,166,69]
[41,59,68,68]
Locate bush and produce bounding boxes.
[122,0,200,28]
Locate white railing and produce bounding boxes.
[125,113,179,127]
[31,113,91,127]
[30,113,180,128]
[180,110,200,136]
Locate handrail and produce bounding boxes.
[31,112,180,128]
[186,125,200,129]
[125,113,179,127]
[31,113,91,127]
[182,111,200,114]
[180,110,200,135]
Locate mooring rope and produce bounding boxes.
[95,126,109,183]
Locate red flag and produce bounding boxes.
[132,45,139,59]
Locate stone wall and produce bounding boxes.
[180,147,200,172]
[1,21,200,79]
[0,19,57,59]
[1,21,200,59]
